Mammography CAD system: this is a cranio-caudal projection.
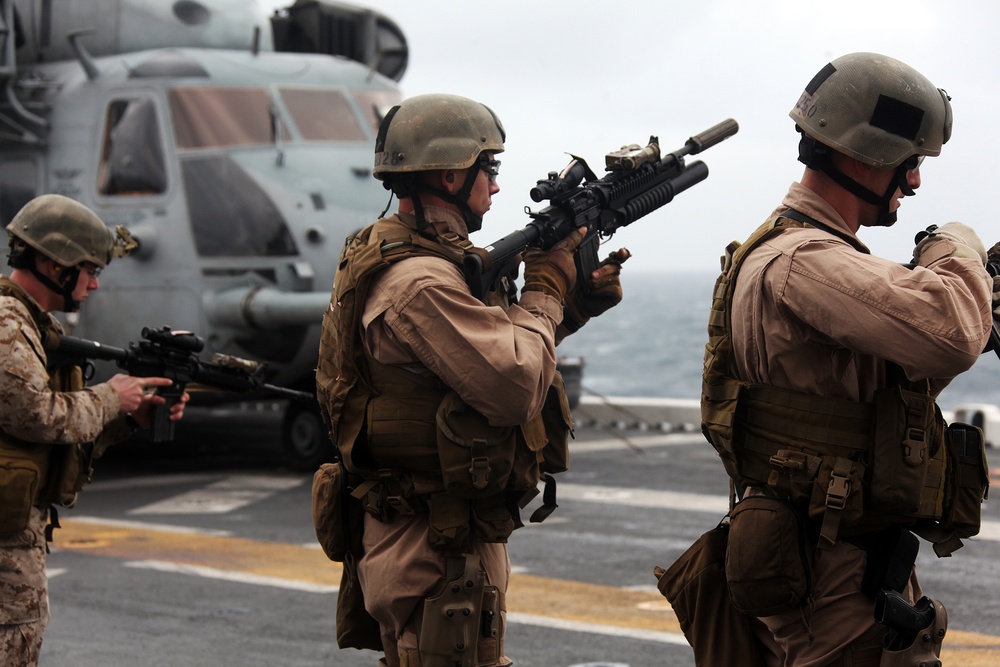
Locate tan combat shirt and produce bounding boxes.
[362,206,563,427]
[0,290,123,447]
[732,182,992,402]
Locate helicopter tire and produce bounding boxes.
[281,401,333,470]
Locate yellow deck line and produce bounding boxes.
[55,519,1000,664]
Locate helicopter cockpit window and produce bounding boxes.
[170,87,286,149]
[98,98,167,195]
[277,87,366,142]
[352,90,403,136]
[181,155,298,257]
[0,158,36,225]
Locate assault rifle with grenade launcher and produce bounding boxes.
[42,326,315,442]
[462,118,740,301]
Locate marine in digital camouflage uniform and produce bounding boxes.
[0,194,188,666]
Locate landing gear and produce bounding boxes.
[281,400,332,470]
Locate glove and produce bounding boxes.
[562,248,631,333]
[521,228,584,301]
[911,222,987,267]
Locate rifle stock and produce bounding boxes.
[42,327,314,442]
[464,118,739,301]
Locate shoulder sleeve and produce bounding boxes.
[0,302,119,444]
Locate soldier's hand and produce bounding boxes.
[521,227,585,301]
[562,248,630,333]
[130,387,190,430]
[912,222,987,266]
[108,375,190,426]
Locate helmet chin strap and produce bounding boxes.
[799,135,912,228]
[30,263,81,312]
[416,165,484,233]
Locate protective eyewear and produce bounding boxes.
[479,155,501,183]
[80,263,103,279]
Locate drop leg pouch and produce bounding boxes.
[654,521,767,667]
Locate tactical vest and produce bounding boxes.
[0,277,96,536]
[316,216,571,550]
[701,215,988,555]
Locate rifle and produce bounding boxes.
[462,118,739,301]
[42,326,314,442]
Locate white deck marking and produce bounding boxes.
[128,474,305,515]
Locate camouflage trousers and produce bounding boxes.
[0,507,50,667]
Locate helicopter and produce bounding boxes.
[0,0,408,467]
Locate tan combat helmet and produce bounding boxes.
[7,194,121,268]
[373,93,505,178]
[7,194,136,310]
[373,93,506,231]
[790,52,952,170]
[790,52,952,226]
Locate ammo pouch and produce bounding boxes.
[867,388,945,522]
[725,496,812,617]
[654,521,767,667]
[941,422,989,539]
[0,442,44,535]
[437,391,515,498]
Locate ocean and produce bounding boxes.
[556,270,1000,413]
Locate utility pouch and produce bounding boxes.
[418,554,485,667]
[539,371,572,474]
[654,521,767,667]
[437,391,515,498]
[941,422,988,538]
[44,443,94,509]
[336,556,383,651]
[0,447,41,535]
[725,496,812,617]
[868,388,936,516]
[312,461,359,562]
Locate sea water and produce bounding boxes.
[556,270,1000,412]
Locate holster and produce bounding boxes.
[417,553,486,667]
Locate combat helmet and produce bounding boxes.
[373,93,505,232]
[8,194,117,269]
[374,93,505,177]
[7,194,135,311]
[790,52,952,226]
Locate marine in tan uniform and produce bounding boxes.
[0,195,188,667]
[698,53,994,667]
[315,94,629,667]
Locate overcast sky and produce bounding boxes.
[263,0,999,273]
